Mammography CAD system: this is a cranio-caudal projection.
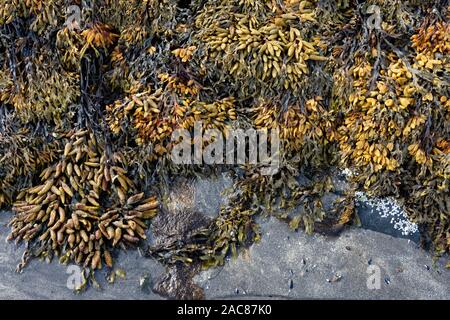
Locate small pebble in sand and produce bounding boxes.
[326,274,342,283]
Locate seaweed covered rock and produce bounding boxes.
[7,129,159,278]
[0,0,448,289]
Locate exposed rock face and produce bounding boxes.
[148,175,233,299]
[0,174,448,300]
[195,216,449,300]
[1,209,448,300]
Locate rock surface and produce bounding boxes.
[1,210,448,299]
[0,211,166,299]
[0,174,447,299]
[195,216,449,300]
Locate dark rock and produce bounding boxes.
[152,263,204,300]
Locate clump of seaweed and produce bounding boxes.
[106,73,237,161]
[0,0,64,34]
[252,96,336,166]
[334,12,450,254]
[0,43,79,124]
[7,129,159,276]
[191,0,327,97]
[0,126,59,207]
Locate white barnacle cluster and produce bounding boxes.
[341,168,356,178]
[355,191,418,236]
